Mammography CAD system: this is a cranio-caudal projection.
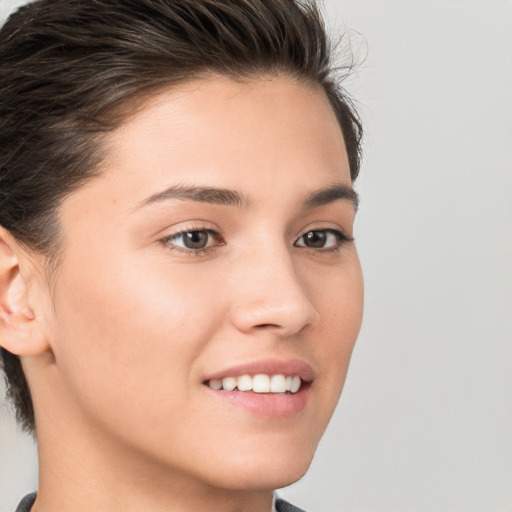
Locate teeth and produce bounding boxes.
[209,379,222,390]
[253,374,270,393]
[270,374,287,393]
[207,374,303,393]
[222,377,237,391]
[290,376,301,393]
[237,374,252,391]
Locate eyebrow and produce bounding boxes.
[303,184,359,211]
[138,182,359,211]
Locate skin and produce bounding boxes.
[0,75,363,512]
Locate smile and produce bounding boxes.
[202,359,314,417]
[207,374,302,394]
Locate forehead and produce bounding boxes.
[111,75,344,146]
[61,75,351,222]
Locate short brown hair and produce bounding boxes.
[0,0,363,434]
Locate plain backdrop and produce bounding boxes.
[1,0,511,511]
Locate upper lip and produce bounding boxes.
[203,358,315,383]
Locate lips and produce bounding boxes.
[202,358,314,418]
[203,358,314,383]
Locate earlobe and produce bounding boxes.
[0,227,49,356]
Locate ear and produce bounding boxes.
[0,226,50,356]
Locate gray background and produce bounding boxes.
[1,0,511,511]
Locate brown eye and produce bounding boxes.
[295,229,351,251]
[302,231,327,248]
[181,231,209,249]
[163,228,221,253]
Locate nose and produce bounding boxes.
[228,246,320,338]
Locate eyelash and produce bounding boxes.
[159,223,354,257]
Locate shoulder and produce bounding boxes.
[275,497,308,512]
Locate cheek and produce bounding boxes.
[49,251,226,424]
[308,248,363,328]
[308,252,363,390]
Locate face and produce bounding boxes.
[40,75,363,490]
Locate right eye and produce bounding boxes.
[160,227,224,256]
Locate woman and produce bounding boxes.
[0,1,363,511]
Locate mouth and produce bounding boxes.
[205,373,304,394]
[202,359,314,418]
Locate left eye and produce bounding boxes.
[295,229,344,249]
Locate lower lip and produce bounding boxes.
[205,383,311,418]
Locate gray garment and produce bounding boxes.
[275,498,307,512]
[14,493,36,512]
[15,493,307,512]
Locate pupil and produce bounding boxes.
[184,231,208,249]
[305,231,326,248]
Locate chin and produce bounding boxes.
[215,466,310,492]
[199,443,316,491]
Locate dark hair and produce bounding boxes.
[0,0,363,434]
